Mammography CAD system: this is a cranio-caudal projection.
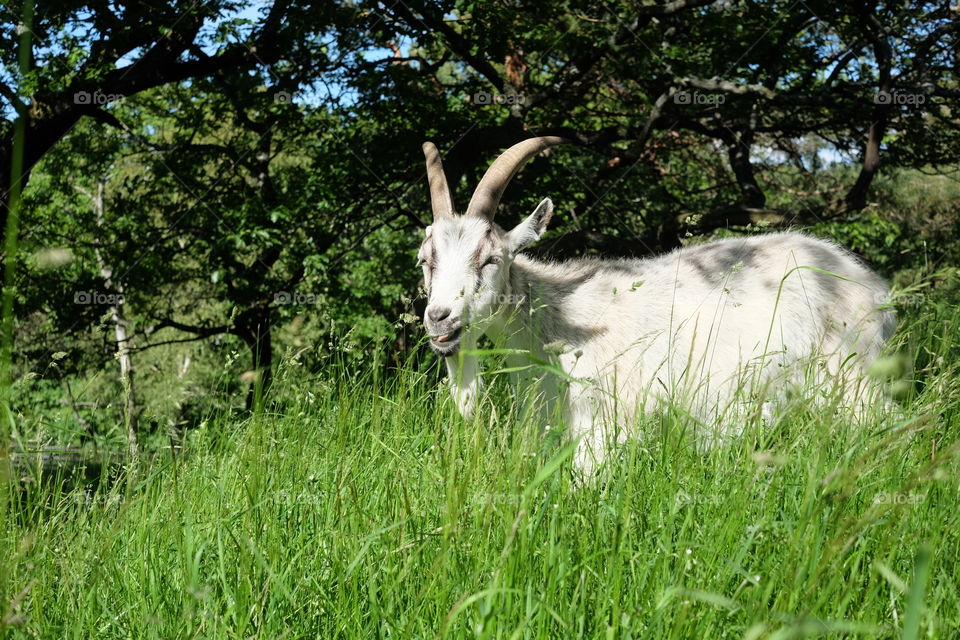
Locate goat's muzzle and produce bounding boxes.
[428,325,462,357]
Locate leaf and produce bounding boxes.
[902,545,932,640]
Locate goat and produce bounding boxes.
[417,137,896,475]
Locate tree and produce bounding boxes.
[0,0,340,256]
[376,0,959,245]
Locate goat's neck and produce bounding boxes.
[489,254,570,356]
[443,254,575,417]
[443,333,482,418]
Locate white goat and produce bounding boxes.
[418,137,895,475]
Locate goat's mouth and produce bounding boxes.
[429,326,462,356]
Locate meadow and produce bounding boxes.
[2,285,958,639]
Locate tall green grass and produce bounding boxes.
[1,293,959,639]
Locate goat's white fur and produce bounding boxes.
[419,151,895,476]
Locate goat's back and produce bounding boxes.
[554,231,894,413]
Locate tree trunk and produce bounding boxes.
[84,180,138,455]
[725,123,766,209]
[839,11,893,213]
[236,307,273,411]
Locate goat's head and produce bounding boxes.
[418,137,565,356]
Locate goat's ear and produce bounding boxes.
[507,198,553,251]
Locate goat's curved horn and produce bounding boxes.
[465,136,567,220]
[422,142,455,220]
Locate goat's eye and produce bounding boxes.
[482,255,501,268]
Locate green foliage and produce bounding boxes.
[814,168,960,273]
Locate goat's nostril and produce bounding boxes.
[427,306,452,323]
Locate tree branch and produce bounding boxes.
[382,0,504,91]
[143,318,231,338]
[129,334,224,353]
[0,81,28,117]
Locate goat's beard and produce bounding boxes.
[430,341,460,357]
